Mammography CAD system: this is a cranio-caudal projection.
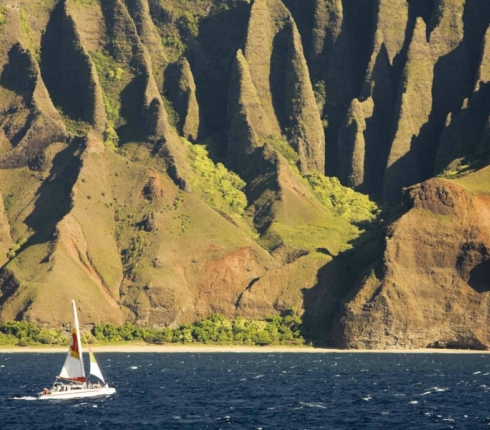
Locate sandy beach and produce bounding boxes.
[1,344,489,354]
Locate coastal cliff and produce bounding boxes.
[0,0,489,348]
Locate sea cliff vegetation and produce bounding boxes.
[0,310,304,347]
[1,0,490,350]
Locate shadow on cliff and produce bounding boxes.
[468,260,490,293]
[300,203,406,347]
[22,139,83,249]
[189,2,250,152]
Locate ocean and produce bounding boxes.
[1,352,489,429]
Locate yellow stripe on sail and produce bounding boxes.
[89,351,97,363]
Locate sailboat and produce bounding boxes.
[38,300,116,400]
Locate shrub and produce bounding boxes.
[304,172,379,224]
[189,142,248,215]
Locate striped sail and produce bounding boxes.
[59,300,86,383]
[89,349,105,383]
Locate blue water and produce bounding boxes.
[1,353,490,429]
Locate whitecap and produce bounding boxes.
[362,396,372,401]
[11,396,37,401]
[253,375,264,379]
[409,401,418,404]
[0,365,5,368]
[299,401,327,409]
[421,391,431,396]
[130,366,138,370]
[474,371,481,375]
[435,388,448,392]
[92,405,98,408]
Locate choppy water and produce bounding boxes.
[1,352,490,429]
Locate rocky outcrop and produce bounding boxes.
[243,0,325,174]
[383,18,433,203]
[41,0,107,133]
[337,98,374,191]
[0,192,12,267]
[124,0,167,88]
[164,58,202,142]
[435,25,490,172]
[335,177,490,349]
[284,20,325,173]
[0,43,67,168]
[226,50,270,173]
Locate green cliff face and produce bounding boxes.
[1,0,490,349]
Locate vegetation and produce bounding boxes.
[304,172,379,224]
[57,108,92,136]
[95,310,304,345]
[89,49,130,149]
[0,310,305,347]
[71,0,98,6]
[0,7,6,28]
[313,80,326,106]
[122,232,150,269]
[0,321,65,346]
[187,139,248,215]
[267,134,300,170]
[8,238,27,259]
[19,8,40,61]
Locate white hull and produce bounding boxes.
[39,387,116,400]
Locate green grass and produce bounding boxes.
[56,108,92,136]
[448,165,490,195]
[19,7,40,61]
[71,0,99,6]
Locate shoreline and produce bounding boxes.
[1,344,489,354]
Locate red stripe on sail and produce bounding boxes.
[70,328,80,360]
[58,376,87,383]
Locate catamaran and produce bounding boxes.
[38,300,116,400]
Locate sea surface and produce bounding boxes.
[1,352,490,429]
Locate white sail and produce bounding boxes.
[89,349,105,384]
[59,300,86,382]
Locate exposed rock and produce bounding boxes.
[124,0,167,88]
[226,50,270,173]
[0,192,12,267]
[164,58,202,142]
[435,25,490,172]
[475,25,490,83]
[284,19,325,173]
[310,0,355,176]
[41,0,107,133]
[141,211,165,232]
[383,18,433,203]
[335,178,490,349]
[0,43,67,168]
[142,171,164,201]
[243,0,325,174]
[337,98,374,191]
[371,0,409,65]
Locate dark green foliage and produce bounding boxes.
[0,311,305,347]
[0,321,66,346]
[91,309,305,346]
